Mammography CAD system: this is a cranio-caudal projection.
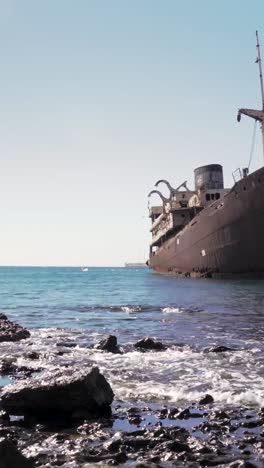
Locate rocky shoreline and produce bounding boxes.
[0,314,263,467]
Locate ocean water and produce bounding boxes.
[1,266,264,408]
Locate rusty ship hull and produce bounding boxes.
[149,166,264,278]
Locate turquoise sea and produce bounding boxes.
[1,266,264,406]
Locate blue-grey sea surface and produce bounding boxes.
[0,266,264,407]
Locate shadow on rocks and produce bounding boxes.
[0,438,35,468]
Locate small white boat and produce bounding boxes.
[80,267,88,272]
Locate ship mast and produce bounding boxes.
[256,30,264,110]
[237,30,264,161]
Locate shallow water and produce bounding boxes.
[0,376,13,387]
[1,266,264,407]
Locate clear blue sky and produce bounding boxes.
[0,0,264,266]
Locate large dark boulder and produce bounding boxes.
[0,314,30,342]
[134,337,166,351]
[1,367,114,419]
[199,394,214,405]
[0,438,34,468]
[94,335,122,354]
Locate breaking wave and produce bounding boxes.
[1,326,263,409]
[61,304,204,314]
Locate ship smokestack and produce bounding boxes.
[194,164,224,191]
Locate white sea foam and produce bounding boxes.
[121,306,141,313]
[2,328,264,409]
[161,307,182,313]
[87,346,264,407]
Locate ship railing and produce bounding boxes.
[232,167,249,184]
[232,168,242,183]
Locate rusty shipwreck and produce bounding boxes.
[148,31,264,278]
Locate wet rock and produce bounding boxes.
[15,366,40,379]
[124,436,149,448]
[0,394,263,467]
[241,419,263,428]
[78,448,121,463]
[0,438,34,467]
[158,407,179,419]
[56,341,77,348]
[212,410,229,420]
[94,335,122,354]
[127,406,140,414]
[135,463,162,468]
[103,433,124,452]
[24,352,40,360]
[152,428,165,440]
[159,439,191,453]
[178,408,191,419]
[229,462,258,468]
[129,429,147,437]
[206,346,235,353]
[159,408,168,418]
[198,446,214,455]
[199,421,222,433]
[199,394,214,405]
[168,407,179,419]
[0,359,17,375]
[128,415,142,425]
[149,437,165,449]
[0,411,10,423]
[0,314,30,343]
[114,451,128,463]
[0,313,8,321]
[1,366,114,419]
[191,412,204,418]
[134,337,166,351]
[0,359,40,379]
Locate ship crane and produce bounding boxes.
[155,179,190,198]
[148,190,170,204]
[237,31,264,159]
[148,190,170,213]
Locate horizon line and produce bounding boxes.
[0,265,126,268]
